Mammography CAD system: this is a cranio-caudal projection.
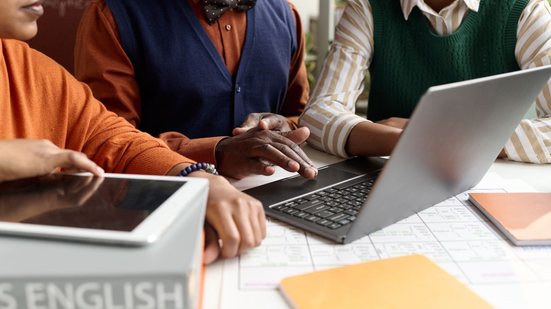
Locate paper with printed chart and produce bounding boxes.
[205,173,551,309]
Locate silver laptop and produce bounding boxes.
[245,66,551,244]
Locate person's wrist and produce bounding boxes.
[346,122,402,157]
[187,170,230,188]
[214,137,230,165]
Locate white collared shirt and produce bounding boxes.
[301,0,551,163]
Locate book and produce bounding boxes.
[279,255,491,309]
[469,192,551,246]
[0,193,207,309]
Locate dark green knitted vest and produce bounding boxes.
[368,0,528,121]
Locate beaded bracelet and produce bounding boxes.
[179,162,219,177]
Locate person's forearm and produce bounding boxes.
[345,122,402,157]
[158,133,224,164]
[166,163,193,176]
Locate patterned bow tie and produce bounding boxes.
[201,0,256,25]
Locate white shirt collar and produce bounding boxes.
[400,0,480,20]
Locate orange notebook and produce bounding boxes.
[279,255,491,309]
[469,192,551,246]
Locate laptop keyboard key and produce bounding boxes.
[344,209,358,216]
[328,193,342,199]
[329,223,342,229]
[293,211,309,218]
[340,204,353,210]
[284,208,299,215]
[302,194,319,201]
[305,204,329,214]
[294,199,323,210]
[272,204,287,211]
[328,213,348,222]
[305,215,321,223]
[316,219,332,227]
[338,219,351,225]
[317,211,334,218]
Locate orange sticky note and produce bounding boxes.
[279,255,490,309]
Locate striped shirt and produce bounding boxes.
[301,0,551,163]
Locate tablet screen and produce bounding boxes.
[0,174,186,232]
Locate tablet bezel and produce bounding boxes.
[0,173,208,246]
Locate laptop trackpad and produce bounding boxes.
[244,157,385,206]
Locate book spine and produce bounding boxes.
[0,275,193,309]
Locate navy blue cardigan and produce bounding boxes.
[105,0,297,138]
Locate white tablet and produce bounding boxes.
[0,173,208,246]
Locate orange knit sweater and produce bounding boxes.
[0,39,194,175]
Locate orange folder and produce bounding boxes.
[469,192,551,245]
[279,255,490,309]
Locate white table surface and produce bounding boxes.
[203,146,551,309]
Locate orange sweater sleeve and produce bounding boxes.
[0,39,194,175]
[74,0,222,163]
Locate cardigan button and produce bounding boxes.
[225,24,232,31]
[236,85,241,93]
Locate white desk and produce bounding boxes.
[204,146,551,309]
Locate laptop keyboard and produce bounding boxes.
[270,175,377,231]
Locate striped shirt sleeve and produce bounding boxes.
[299,0,374,157]
[505,0,551,163]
